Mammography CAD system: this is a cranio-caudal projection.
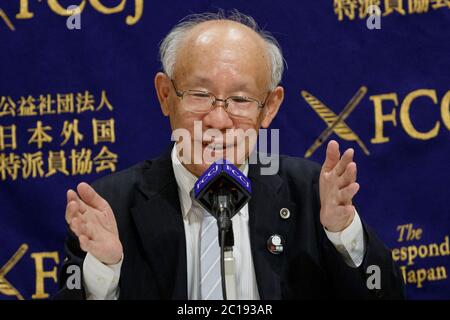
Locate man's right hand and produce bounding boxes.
[65,182,123,265]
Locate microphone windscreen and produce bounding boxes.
[193,160,252,217]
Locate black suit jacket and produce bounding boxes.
[55,149,405,299]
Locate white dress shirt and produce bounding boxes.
[83,146,366,299]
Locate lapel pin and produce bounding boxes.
[280,208,290,219]
[267,234,284,255]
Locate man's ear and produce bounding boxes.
[154,72,171,116]
[261,86,284,128]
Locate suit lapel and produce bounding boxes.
[130,150,188,299]
[248,161,297,299]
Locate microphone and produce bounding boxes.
[192,159,252,300]
[193,159,252,234]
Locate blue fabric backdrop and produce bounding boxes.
[0,0,449,300]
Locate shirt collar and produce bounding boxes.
[171,144,249,218]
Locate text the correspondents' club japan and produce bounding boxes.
[0,90,118,181]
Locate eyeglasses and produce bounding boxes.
[170,79,270,119]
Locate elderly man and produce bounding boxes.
[56,11,404,300]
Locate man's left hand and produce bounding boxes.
[319,140,360,232]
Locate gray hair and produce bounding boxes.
[159,9,285,90]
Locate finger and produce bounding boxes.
[78,197,88,214]
[338,182,360,205]
[77,182,109,212]
[335,148,354,176]
[71,195,105,231]
[69,217,82,237]
[322,140,340,173]
[65,200,79,224]
[79,234,91,252]
[67,189,78,203]
[78,210,88,223]
[67,187,89,216]
[65,189,80,223]
[338,162,357,189]
[76,193,106,227]
[79,220,95,239]
[80,206,105,232]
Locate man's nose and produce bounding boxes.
[203,101,234,130]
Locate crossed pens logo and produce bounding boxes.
[0,8,15,31]
[302,86,371,158]
[0,244,28,300]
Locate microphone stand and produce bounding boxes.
[215,192,237,300]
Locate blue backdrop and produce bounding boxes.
[0,0,449,300]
